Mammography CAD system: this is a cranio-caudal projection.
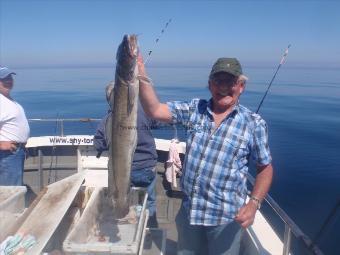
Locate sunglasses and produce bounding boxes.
[212,76,238,87]
[0,75,13,84]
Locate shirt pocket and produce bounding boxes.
[222,136,248,169]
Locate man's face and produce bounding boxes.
[209,72,245,111]
[0,75,14,97]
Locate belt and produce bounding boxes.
[15,142,27,148]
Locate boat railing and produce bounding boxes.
[28,118,180,137]
[29,118,101,137]
[27,118,325,255]
[247,174,324,255]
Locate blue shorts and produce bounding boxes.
[0,146,25,186]
[130,166,156,217]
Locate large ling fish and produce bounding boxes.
[106,34,139,218]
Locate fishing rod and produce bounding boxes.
[143,18,172,65]
[141,18,179,140]
[256,44,291,113]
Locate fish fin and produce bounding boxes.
[127,85,135,114]
[105,114,112,147]
[108,85,114,109]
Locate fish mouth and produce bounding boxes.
[127,34,138,58]
[118,34,138,61]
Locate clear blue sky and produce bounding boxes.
[0,0,339,68]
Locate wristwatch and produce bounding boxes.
[250,196,262,210]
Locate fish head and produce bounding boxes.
[115,34,139,84]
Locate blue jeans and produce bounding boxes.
[130,166,156,217]
[0,147,25,186]
[176,204,243,255]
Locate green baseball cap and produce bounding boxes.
[210,58,243,78]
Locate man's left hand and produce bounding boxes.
[234,201,258,228]
[0,141,17,152]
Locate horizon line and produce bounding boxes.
[7,62,340,70]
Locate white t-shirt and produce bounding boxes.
[0,94,30,143]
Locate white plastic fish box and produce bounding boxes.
[63,187,148,255]
[0,186,27,213]
[0,186,27,241]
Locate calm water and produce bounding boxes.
[12,66,340,254]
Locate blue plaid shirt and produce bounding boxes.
[167,98,272,226]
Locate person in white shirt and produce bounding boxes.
[0,67,30,185]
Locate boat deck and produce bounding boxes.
[13,138,324,255]
[23,157,181,254]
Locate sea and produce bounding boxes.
[12,65,340,255]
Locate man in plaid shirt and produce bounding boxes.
[138,56,273,254]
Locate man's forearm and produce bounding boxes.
[137,53,172,122]
[235,164,273,228]
[251,164,273,202]
[139,79,162,117]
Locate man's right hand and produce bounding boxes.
[136,50,172,123]
[0,141,17,152]
[137,52,146,77]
